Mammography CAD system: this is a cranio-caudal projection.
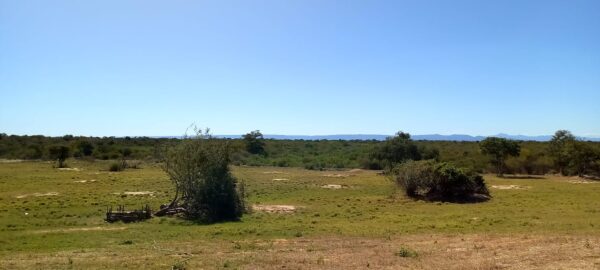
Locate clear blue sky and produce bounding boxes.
[1,0,599,137]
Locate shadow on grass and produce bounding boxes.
[408,193,491,204]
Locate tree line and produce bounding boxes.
[0,130,598,176]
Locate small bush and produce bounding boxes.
[395,247,418,258]
[163,129,246,223]
[108,162,125,172]
[391,160,489,202]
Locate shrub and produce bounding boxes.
[108,162,124,172]
[48,145,70,168]
[163,128,245,223]
[395,247,418,258]
[391,160,489,202]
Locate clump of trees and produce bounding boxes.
[548,130,600,176]
[367,132,438,170]
[243,130,266,155]
[160,128,246,223]
[479,137,521,176]
[391,160,489,202]
[48,145,70,168]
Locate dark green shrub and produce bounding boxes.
[108,162,124,172]
[391,160,489,202]
[163,129,245,223]
[48,145,70,168]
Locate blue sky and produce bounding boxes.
[1,0,599,137]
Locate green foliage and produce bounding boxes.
[163,129,245,223]
[48,145,70,168]
[547,130,600,176]
[74,140,94,157]
[243,130,266,155]
[548,130,576,175]
[0,133,597,175]
[370,132,423,169]
[108,162,125,172]
[391,160,489,201]
[567,141,600,176]
[480,137,521,176]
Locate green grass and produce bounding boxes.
[1,159,599,257]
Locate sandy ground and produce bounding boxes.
[321,184,347,189]
[491,185,529,190]
[252,204,297,213]
[15,192,59,199]
[1,234,599,269]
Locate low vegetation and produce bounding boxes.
[391,160,489,202]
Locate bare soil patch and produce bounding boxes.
[321,184,348,189]
[74,179,97,183]
[31,226,127,234]
[15,192,59,199]
[57,168,82,171]
[568,180,598,184]
[252,204,298,213]
[491,185,529,190]
[323,173,352,178]
[263,171,286,174]
[122,191,154,196]
[0,159,24,163]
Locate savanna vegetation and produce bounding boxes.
[1,160,600,269]
[1,130,599,177]
[1,128,600,268]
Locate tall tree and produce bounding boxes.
[48,145,70,168]
[480,137,521,176]
[243,130,266,155]
[548,130,576,175]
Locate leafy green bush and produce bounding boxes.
[163,129,245,223]
[391,160,489,202]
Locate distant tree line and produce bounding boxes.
[0,130,598,176]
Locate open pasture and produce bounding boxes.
[1,160,599,269]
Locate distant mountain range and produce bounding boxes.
[209,134,600,142]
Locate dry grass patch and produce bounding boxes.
[2,234,599,269]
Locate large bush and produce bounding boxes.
[163,129,245,223]
[391,160,489,202]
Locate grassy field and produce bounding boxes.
[1,160,600,269]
